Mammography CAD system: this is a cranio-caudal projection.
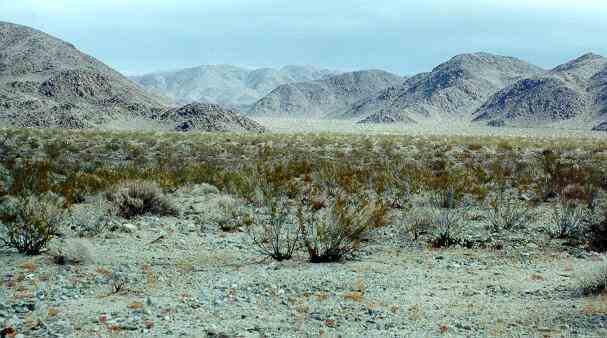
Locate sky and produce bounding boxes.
[1,0,606,76]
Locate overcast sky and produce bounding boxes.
[1,0,606,76]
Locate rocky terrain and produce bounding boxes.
[248,70,404,118]
[131,65,337,111]
[154,103,265,133]
[343,53,543,123]
[0,22,264,133]
[474,53,607,128]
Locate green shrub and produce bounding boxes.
[485,189,533,232]
[0,193,65,255]
[548,201,589,239]
[105,180,178,219]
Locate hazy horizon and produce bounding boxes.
[1,0,606,76]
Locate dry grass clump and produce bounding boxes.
[47,238,95,265]
[0,193,65,255]
[106,180,178,219]
[210,195,248,232]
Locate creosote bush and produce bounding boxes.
[106,180,178,219]
[247,188,299,261]
[298,190,377,263]
[0,193,65,255]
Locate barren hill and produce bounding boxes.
[344,53,543,123]
[248,70,404,118]
[473,53,607,127]
[0,21,167,128]
[0,22,264,133]
[131,65,337,110]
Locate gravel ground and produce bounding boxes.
[2,186,607,338]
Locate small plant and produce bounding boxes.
[298,191,375,263]
[548,201,589,239]
[209,195,248,232]
[429,209,464,248]
[48,238,95,265]
[0,193,65,255]
[485,189,533,232]
[579,261,607,295]
[106,180,178,219]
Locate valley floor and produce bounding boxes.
[1,186,607,337]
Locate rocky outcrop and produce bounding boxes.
[157,103,265,133]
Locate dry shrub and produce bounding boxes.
[299,192,376,263]
[47,238,95,265]
[106,180,178,219]
[247,189,299,261]
[0,193,65,255]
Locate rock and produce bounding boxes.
[121,223,138,233]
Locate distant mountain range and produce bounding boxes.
[0,21,264,132]
[1,21,606,131]
[131,65,338,111]
[248,70,405,118]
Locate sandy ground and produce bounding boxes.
[253,118,605,140]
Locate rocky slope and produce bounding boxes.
[154,102,265,133]
[0,22,264,133]
[0,21,167,128]
[474,53,607,127]
[131,65,337,110]
[344,53,543,123]
[248,70,404,118]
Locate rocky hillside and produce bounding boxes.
[0,22,264,133]
[0,21,167,128]
[131,65,337,110]
[473,53,607,127]
[248,70,404,118]
[154,102,265,133]
[344,53,543,123]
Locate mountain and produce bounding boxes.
[248,70,404,118]
[131,65,337,110]
[0,22,264,133]
[155,102,265,133]
[0,21,166,128]
[343,53,543,123]
[473,53,607,127]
